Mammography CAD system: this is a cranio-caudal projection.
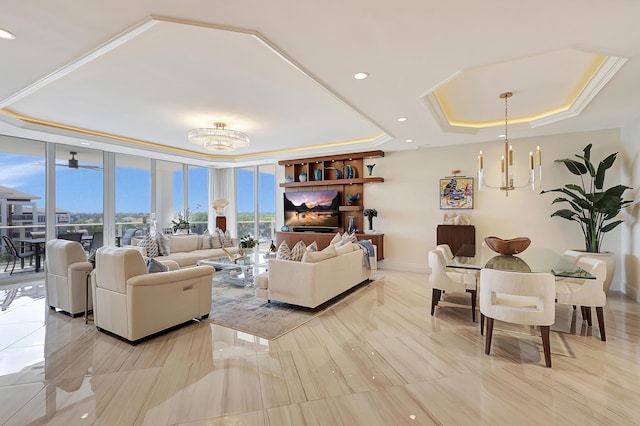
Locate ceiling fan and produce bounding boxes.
[36,151,103,171]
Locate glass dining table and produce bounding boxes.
[447,245,595,279]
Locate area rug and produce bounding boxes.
[208,279,373,340]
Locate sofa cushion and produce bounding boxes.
[156,233,171,256]
[290,240,306,261]
[302,244,336,263]
[306,241,318,252]
[276,241,291,260]
[223,229,233,247]
[330,232,342,245]
[170,235,200,253]
[138,234,159,258]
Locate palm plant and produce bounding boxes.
[540,144,632,253]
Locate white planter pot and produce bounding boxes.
[576,251,615,293]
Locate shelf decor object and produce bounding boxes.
[484,236,531,255]
[477,92,542,196]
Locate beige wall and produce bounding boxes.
[621,123,640,301]
[365,129,628,289]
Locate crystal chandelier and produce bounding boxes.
[188,122,250,152]
[477,92,542,196]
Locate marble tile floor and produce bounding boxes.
[0,270,639,425]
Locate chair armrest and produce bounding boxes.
[127,265,214,287]
[69,261,93,273]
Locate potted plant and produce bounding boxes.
[239,234,258,253]
[541,143,633,291]
[171,210,190,234]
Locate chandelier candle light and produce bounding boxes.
[188,122,250,152]
[477,92,542,196]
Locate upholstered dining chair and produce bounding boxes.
[436,244,455,261]
[555,257,607,341]
[88,231,104,253]
[480,268,556,368]
[428,249,477,322]
[563,250,584,264]
[2,235,36,275]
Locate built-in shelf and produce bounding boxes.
[279,177,384,188]
[339,205,362,212]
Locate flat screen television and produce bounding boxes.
[283,190,340,231]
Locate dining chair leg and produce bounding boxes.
[467,289,477,322]
[585,307,593,326]
[595,307,606,341]
[480,313,485,336]
[3,258,9,272]
[431,288,440,316]
[10,257,16,274]
[540,325,552,368]
[485,317,494,355]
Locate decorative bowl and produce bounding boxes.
[484,236,531,255]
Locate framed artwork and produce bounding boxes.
[440,177,474,209]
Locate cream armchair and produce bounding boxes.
[92,246,214,344]
[45,239,93,317]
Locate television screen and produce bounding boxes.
[284,190,340,229]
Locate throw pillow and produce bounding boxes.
[346,232,358,243]
[146,258,169,273]
[330,232,342,245]
[306,241,318,252]
[222,229,233,247]
[276,240,292,260]
[203,229,214,248]
[301,244,337,263]
[290,240,306,261]
[137,234,158,258]
[156,232,171,256]
[212,228,224,247]
[335,241,353,256]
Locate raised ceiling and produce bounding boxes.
[0,1,639,167]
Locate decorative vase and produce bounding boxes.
[285,175,293,183]
[366,164,376,176]
[347,216,357,233]
[299,171,307,182]
[314,169,322,181]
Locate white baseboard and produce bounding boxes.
[377,260,429,274]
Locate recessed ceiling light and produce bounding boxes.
[498,134,506,138]
[0,28,15,40]
[397,117,407,122]
[353,72,368,80]
[81,142,89,145]
[405,139,413,143]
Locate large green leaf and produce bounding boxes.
[555,159,587,175]
[551,197,582,212]
[565,183,585,196]
[595,152,618,189]
[550,209,579,221]
[601,220,624,233]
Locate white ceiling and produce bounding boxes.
[1,1,639,167]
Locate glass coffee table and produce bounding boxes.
[197,251,269,287]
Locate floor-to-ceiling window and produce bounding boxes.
[236,165,276,252]
[188,165,208,234]
[156,160,183,234]
[55,145,103,238]
[115,153,150,237]
[0,137,46,276]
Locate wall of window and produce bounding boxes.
[188,165,208,234]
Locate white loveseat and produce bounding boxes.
[255,244,376,308]
[91,246,215,343]
[131,234,238,268]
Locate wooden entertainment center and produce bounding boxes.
[276,150,385,260]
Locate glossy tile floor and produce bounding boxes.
[0,270,639,425]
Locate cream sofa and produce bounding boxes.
[91,246,215,343]
[45,239,94,317]
[131,234,237,268]
[255,243,376,308]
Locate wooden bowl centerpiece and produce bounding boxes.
[484,236,531,256]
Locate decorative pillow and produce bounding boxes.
[203,229,214,249]
[137,234,158,258]
[212,228,224,247]
[156,232,171,256]
[346,232,358,243]
[330,232,342,245]
[146,258,169,273]
[290,240,307,261]
[302,244,337,263]
[306,241,318,252]
[276,241,292,260]
[222,229,233,247]
[335,241,353,256]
